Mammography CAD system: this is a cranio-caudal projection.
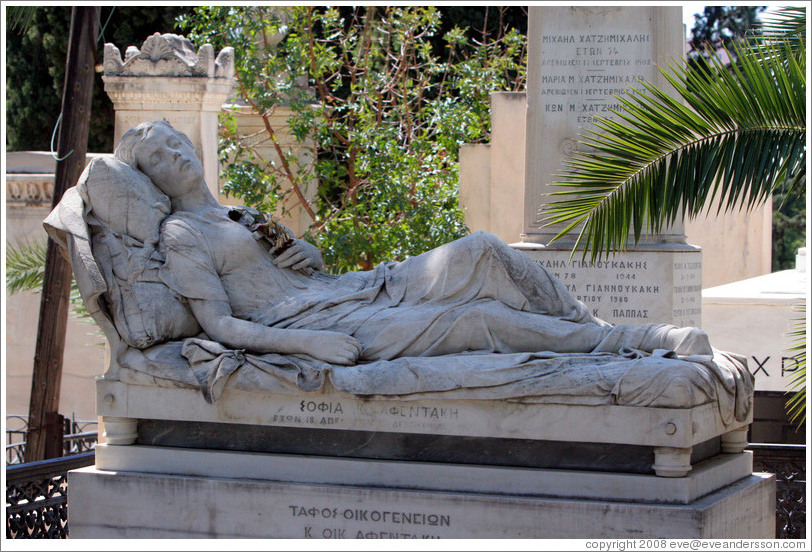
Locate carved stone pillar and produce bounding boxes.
[103,33,234,200]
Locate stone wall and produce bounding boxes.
[5,152,107,421]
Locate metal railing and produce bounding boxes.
[3,442,806,539]
[5,452,96,538]
[6,415,98,465]
[749,443,806,539]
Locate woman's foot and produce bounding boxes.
[643,325,713,356]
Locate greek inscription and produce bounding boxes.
[612,309,648,319]
[387,406,459,420]
[356,531,440,539]
[299,401,344,414]
[539,26,654,122]
[537,260,649,270]
[272,414,302,424]
[673,285,702,293]
[752,356,770,377]
[584,284,659,294]
[543,35,576,43]
[672,308,701,321]
[578,34,651,43]
[782,355,803,376]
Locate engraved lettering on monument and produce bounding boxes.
[525,7,681,236]
[518,6,700,326]
[289,504,450,539]
[531,253,702,326]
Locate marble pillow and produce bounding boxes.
[79,156,170,244]
[77,156,201,349]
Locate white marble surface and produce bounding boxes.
[97,381,749,449]
[516,246,703,326]
[524,6,685,241]
[68,467,775,538]
[94,444,753,504]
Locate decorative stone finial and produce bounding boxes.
[103,33,234,79]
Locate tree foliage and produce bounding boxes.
[5,6,190,152]
[688,5,766,54]
[178,6,526,273]
[687,6,805,270]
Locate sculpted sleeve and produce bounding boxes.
[159,218,230,304]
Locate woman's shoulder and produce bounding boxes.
[160,211,215,249]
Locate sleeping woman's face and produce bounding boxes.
[134,124,205,198]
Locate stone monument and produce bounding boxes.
[52,121,772,538]
[462,6,704,327]
[520,5,702,327]
[103,33,234,199]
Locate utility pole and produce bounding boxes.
[25,6,99,463]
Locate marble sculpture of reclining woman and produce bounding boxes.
[45,121,753,424]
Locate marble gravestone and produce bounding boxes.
[517,5,702,327]
[57,14,769,538]
[57,119,769,539]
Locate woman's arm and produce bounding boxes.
[188,298,361,365]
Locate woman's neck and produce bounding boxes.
[170,184,221,213]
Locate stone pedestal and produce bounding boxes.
[459,7,706,326]
[103,33,234,200]
[523,6,698,326]
[68,460,775,538]
[524,6,684,242]
[515,243,702,326]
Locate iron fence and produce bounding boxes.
[5,452,96,538]
[749,443,806,539]
[5,415,98,465]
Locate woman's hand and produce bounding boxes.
[274,239,324,271]
[303,330,362,365]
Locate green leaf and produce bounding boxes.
[6,241,92,320]
[543,27,805,262]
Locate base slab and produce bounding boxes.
[68,465,775,538]
[94,444,752,504]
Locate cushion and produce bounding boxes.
[79,156,171,244]
[76,156,201,349]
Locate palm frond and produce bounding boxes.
[543,34,806,260]
[6,241,91,319]
[6,241,47,294]
[759,6,806,52]
[786,302,807,427]
[7,6,38,34]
